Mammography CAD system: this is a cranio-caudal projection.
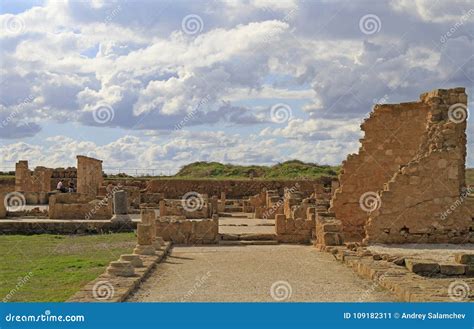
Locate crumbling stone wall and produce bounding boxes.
[364,88,472,244]
[49,193,112,219]
[331,87,471,244]
[275,210,315,244]
[76,156,103,197]
[330,96,431,241]
[15,161,52,193]
[156,217,219,244]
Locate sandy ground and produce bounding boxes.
[367,244,474,263]
[128,245,395,302]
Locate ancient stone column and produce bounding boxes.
[133,223,156,255]
[210,196,218,214]
[111,190,131,223]
[141,209,163,250]
[275,214,286,235]
[218,192,226,212]
[159,200,167,216]
[0,193,6,218]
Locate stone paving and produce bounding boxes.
[128,245,395,302]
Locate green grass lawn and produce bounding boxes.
[0,233,135,302]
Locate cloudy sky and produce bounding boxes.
[0,0,472,174]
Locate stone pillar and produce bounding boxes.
[111,190,131,223]
[133,224,156,255]
[141,209,163,249]
[275,214,286,235]
[76,155,103,197]
[210,196,218,214]
[218,192,226,212]
[0,193,6,218]
[306,207,316,221]
[159,200,167,216]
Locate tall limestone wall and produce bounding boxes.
[364,88,472,244]
[330,100,430,241]
[76,155,103,197]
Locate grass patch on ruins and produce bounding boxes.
[174,160,340,179]
[0,233,135,302]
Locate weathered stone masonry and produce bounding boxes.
[331,87,472,244]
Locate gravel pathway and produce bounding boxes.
[128,245,395,302]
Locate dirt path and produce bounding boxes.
[128,245,395,302]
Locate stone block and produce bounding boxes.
[465,265,474,277]
[439,263,465,276]
[119,254,144,267]
[322,223,341,232]
[405,259,440,275]
[133,244,156,256]
[137,224,153,245]
[106,261,135,277]
[454,253,474,265]
[322,232,343,246]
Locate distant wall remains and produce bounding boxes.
[146,177,335,199]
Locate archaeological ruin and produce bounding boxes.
[1,87,473,303]
[332,87,472,245]
[0,88,472,247]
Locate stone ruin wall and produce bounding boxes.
[15,161,53,193]
[77,155,103,197]
[156,216,219,244]
[331,87,472,244]
[48,193,112,220]
[330,102,430,241]
[146,177,335,199]
[365,88,472,244]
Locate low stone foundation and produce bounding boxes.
[0,219,136,235]
[49,193,112,219]
[156,217,219,244]
[275,214,314,244]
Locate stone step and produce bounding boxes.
[224,206,244,212]
[220,233,276,241]
[219,240,278,246]
[218,212,250,218]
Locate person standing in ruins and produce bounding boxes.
[57,179,67,193]
[68,181,75,193]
